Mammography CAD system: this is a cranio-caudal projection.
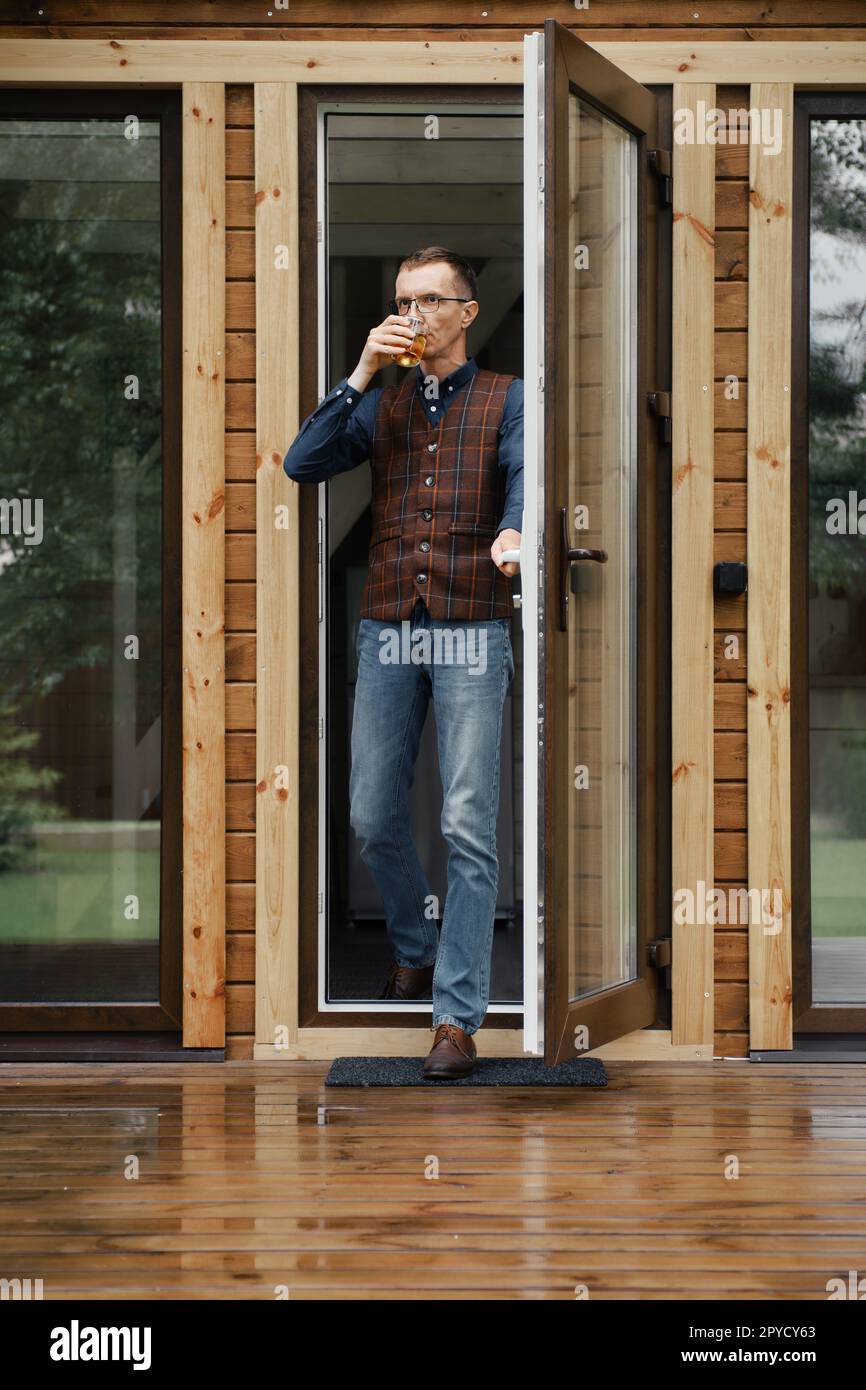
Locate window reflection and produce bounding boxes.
[0,117,163,1003]
[808,118,866,1002]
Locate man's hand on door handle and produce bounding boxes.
[491,529,521,578]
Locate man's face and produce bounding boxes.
[392,262,477,357]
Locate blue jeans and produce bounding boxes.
[349,599,515,1034]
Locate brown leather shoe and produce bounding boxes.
[378,961,435,1001]
[423,1023,478,1079]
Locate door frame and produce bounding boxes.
[264,46,683,1061]
[291,45,673,1059]
[295,81,526,1035]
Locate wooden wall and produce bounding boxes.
[223,86,256,1058]
[713,86,750,1058]
[5,2,866,41]
[8,5,865,1059]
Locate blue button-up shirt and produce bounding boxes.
[283,357,524,538]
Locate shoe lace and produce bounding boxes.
[435,1023,463,1049]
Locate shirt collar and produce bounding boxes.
[414,356,478,396]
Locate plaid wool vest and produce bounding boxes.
[359,367,517,622]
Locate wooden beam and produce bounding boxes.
[1,39,865,87]
[0,38,522,84]
[747,83,793,1052]
[182,81,226,1048]
[593,41,866,83]
[7,0,866,27]
[254,83,300,1054]
[671,84,716,1048]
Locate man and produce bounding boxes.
[284,246,523,1078]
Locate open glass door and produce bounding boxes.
[523,20,666,1062]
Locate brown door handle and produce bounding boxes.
[559,507,608,630]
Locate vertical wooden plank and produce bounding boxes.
[671,84,716,1046]
[254,83,300,1054]
[182,82,226,1047]
[747,83,793,1050]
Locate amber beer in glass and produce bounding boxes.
[394,315,427,368]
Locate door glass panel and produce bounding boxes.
[807,117,866,1003]
[0,117,163,1003]
[566,94,637,1002]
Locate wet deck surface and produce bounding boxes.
[0,1059,864,1299]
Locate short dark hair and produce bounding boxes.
[397,246,477,302]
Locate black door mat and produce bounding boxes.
[325,1055,608,1087]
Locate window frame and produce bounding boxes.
[0,87,183,1036]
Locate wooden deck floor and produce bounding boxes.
[0,1060,864,1300]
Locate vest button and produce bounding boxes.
[422,509,432,521]
[424,475,434,487]
[419,540,430,552]
[417,573,428,583]
[427,442,438,452]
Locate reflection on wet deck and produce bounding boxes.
[1,1060,864,1299]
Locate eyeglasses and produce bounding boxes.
[387,294,471,316]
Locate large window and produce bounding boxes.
[0,92,181,1029]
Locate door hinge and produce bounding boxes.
[648,937,672,969]
[316,219,323,243]
[648,148,672,206]
[318,890,324,915]
[647,390,672,446]
[318,715,324,740]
